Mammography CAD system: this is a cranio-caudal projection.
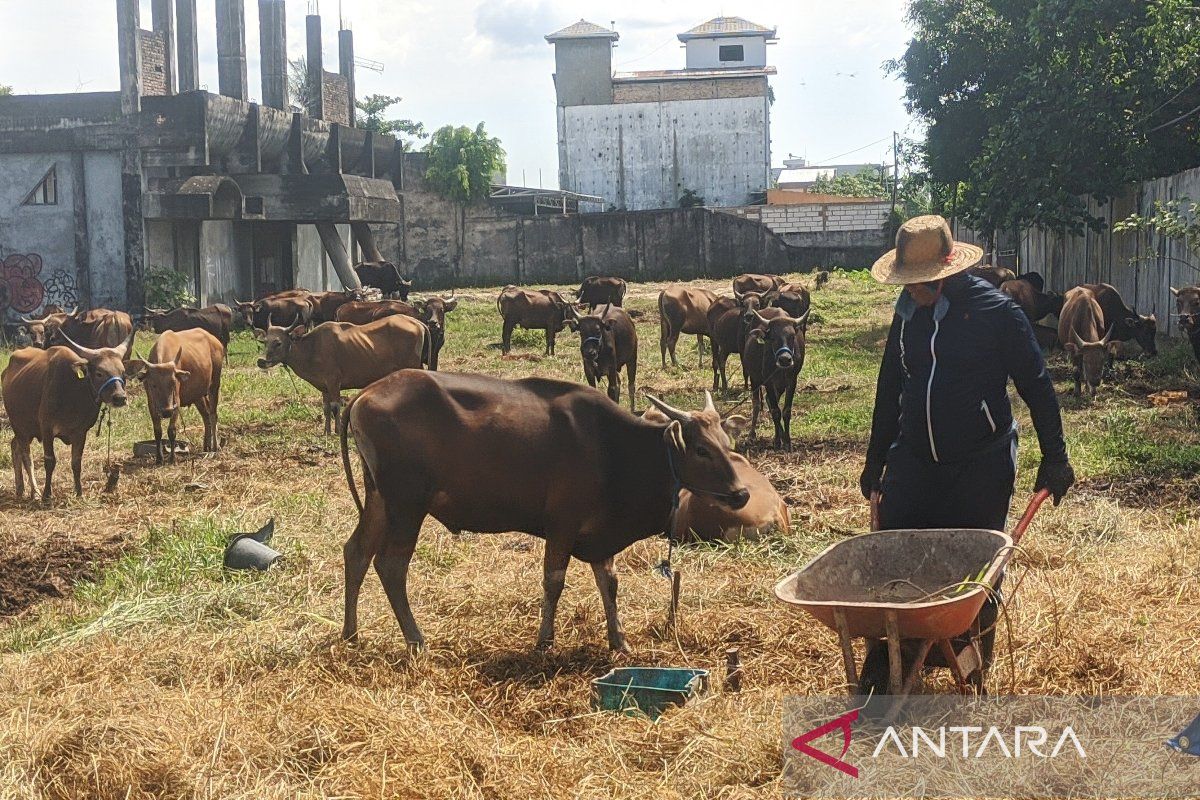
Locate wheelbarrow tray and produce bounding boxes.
[774,528,1013,640]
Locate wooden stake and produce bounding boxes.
[667,570,682,631]
[725,647,742,692]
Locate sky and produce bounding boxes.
[0,0,919,188]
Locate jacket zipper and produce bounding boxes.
[926,320,940,462]
[981,399,997,433]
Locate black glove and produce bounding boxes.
[859,459,884,501]
[1034,458,1075,506]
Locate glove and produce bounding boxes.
[859,459,884,501]
[1034,459,1075,506]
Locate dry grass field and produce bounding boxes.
[1,270,1199,799]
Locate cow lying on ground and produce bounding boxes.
[36,308,133,349]
[1080,283,1157,358]
[236,290,313,330]
[1000,280,1063,324]
[658,285,717,368]
[256,315,426,434]
[143,304,233,352]
[497,286,574,355]
[568,303,638,411]
[307,290,366,324]
[1,331,133,501]
[354,261,412,300]
[128,328,224,464]
[1058,287,1119,395]
[732,273,786,295]
[334,299,420,325]
[576,276,627,309]
[340,376,749,651]
[742,308,808,450]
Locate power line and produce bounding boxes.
[813,136,891,165]
[1148,101,1200,133]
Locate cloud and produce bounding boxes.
[474,1,561,58]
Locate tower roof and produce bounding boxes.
[546,20,620,43]
[677,16,777,41]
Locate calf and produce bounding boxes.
[707,291,772,392]
[576,276,627,309]
[256,315,426,434]
[732,273,786,295]
[354,261,412,299]
[340,375,749,651]
[412,294,458,371]
[741,309,808,450]
[1058,287,1118,395]
[568,304,638,411]
[497,286,574,355]
[1000,280,1063,323]
[128,328,224,464]
[1080,283,1157,357]
[658,285,718,367]
[143,304,233,351]
[335,299,420,325]
[1,331,133,501]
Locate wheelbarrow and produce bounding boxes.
[774,489,1050,710]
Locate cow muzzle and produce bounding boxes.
[257,357,273,369]
[775,345,795,369]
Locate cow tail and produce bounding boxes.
[421,322,432,368]
[341,395,364,516]
[658,291,673,340]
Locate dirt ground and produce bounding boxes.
[1,271,1198,799]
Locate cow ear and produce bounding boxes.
[71,358,88,380]
[1171,287,1180,297]
[721,414,752,441]
[253,327,267,341]
[566,319,579,331]
[443,298,458,313]
[749,327,767,343]
[125,359,148,380]
[1107,341,1123,356]
[175,369,191,382]
[603,319,615,331]
[663,420,687,454]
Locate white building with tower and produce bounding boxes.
[547,17,776,211]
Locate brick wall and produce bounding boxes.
[613,76,766,104]
[138,30,169,97]
[322,71,350,126]
[756,201,889,234]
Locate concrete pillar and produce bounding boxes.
[176,0,199,92]
[215,0,248,100]
[151,0,175,95]
[258,0,288,109]
[316,222,362,289]
[338,28,356,127]
[116,0,141,115]
[351,222,383,263]
[306,15,324,119]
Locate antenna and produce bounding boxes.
[354,56,384,73]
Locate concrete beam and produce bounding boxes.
[316,222,362,289]
[116,0,142,115]
[176,0,199,92]
[258,0,288,109]
[305,15,324,119]
[151,0,175,95]
[338,28,356,127]
[215,0,248,100]
[351,222,383,263]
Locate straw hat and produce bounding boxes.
[871,215,983,285]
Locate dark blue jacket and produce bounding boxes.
[866,273,1067,466]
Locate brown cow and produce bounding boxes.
[497,286,574,355]
[814,270,831,289]
[1173,286,1200,319]
[48,309,133,349]
[658,285,718,368]
[1058,287,1118,395]
[128,328,224,464]
[143,304,233,351]
[235,290,313,330]
[256,315,426,434]
[339,376,749,651]
[576,276,627,309]
[968,265,1017,288]
[707,291,773,392]
[306,290,365,324]
[1080,283,1157,357]
[742,308,808,450]
[354,261,412,299]
[1,331,133,501]
[567,303,638,411]
[773,284,812,318]
[1000,280,1063,323]
[732,273,786,295]
[412,295,458,372]
[334,299,421,325]
[19,306,76,347]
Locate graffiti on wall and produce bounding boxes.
[0,254,79,316]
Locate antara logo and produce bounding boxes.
[791,709,859,778]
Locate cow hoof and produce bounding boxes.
[535,637,554,652]
[406,638,426,654]
[609,638,630,654]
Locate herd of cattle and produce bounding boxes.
[1,266,1198,649]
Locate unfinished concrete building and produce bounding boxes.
[0,0,400,318]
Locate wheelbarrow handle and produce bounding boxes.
[1011,489,1052,545]
[869,490,882,532]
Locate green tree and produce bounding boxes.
[424,123,505,204]
[810,168,888,199]
[0,85,12,96]
[287,58,316,113]
[891,0,1200,237]
[355,94,427,150]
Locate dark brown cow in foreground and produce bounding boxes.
[1000,280,1063,324]
[334,299,421,325]
[968,265,1017,288]
[741,308,808,450]
[256,315,426,434]
[1058,287,1118,395]
[354,261,412,300]
[497,286,574,355]
[128,329,224,464]
[658,285,718,368]
[412,295,458,371]
[732,273,786,295]
[143,304,233,351]
[576,276,627,309]
[1080,283,1158,357]
[49,309,134,349]
[568,303,638,411]
[339,376,750,651]
[1,331,133,501]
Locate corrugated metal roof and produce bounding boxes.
[678,16,776,40]
[545,19,619,42]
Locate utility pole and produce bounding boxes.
[890,131,899,217]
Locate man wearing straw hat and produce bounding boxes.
[858,215,1075,692]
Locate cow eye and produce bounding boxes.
[695,445,712,459]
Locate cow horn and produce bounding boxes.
[794,310,811,326]
[753,309,769,324]
[115,328,135,359]
[645,394,690,423]
[20,314,51,324]
[1100,325,1113,346]
[703,390,717,415]
[1072,330,1086,348]
[59,331,103,360]
[284,317,303,334]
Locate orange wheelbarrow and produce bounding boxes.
[774,490,1051,703]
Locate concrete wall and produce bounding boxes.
[685,36,768,69]
[199,220,252,304]
[559,95,769,210]
[0,151,124,319]
[552,39,614,107]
